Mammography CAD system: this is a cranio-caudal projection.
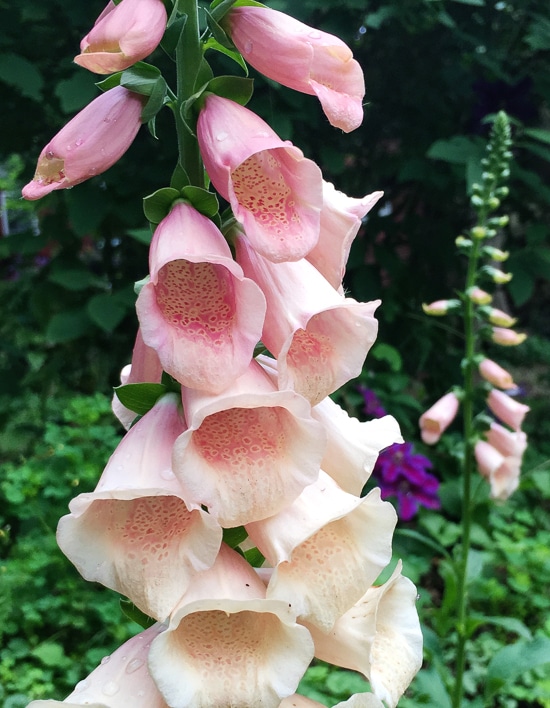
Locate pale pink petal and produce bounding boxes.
[487,422,527,458]
[148,545,314,708]
[197,95,322,262]
[237,236,379,405]
[419,392,460,445]
[312,396,402,494]
[261,485,397,631]
[172,360,325,526]
[136,202,266,394]
[307,183,383,289]
[474,440,522,500]
[308,562,422,708]
[279,695,384,708]
[112,328,163,430]
[224,7,365,132]
[478,358,515,390]
[22,87,143,200]
[57,394,222,620]
[75,0,167,74]
[27,624,168,708]
[487,389,529,431]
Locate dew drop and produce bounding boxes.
[308,30,321,39]
[100,655,111,665]
[74,679,90,693]
[216,132,228,142]
[244,40,253,53]
[45,151,55,160]
[126,658,144,674]
[66,145,72,151]
[75,138,84,147]
[102,681,120,696]
[160,468,175,481]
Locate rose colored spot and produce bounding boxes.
[286,328,333,405]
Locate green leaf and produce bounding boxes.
[171,162,190,190]
[120,599,156,629]
[125,227,153,245]
[413,667,452,708]
[523,127,550,145]
[31,642,66,667]
[243,547,265,567]
[141,76,169,124]
[469,614,533,640]
[486,636,550,698]
[48,267,99,291]
[120,62,163,96]
[181,186,219,217]
[203,37,248,74]
[451,0,484,5]
[369,342,402,372]
[55,73,98,114]
[206,75,254,106]
[143,187,180,224]
[87,293,128,333]
[427,135,484,165]
[46,309,92,343]
[161,13,187,58]
[0,53,44,100]
[95,72,123,92]
[205,9,235,49]
[113,383,168,415]
[222,526,248,548]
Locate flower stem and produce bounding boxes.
[175,0,203,187]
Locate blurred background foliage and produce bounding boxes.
[1,0,550,705]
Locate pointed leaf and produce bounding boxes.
[114,383,168,415]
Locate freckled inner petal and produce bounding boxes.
[156,260,236,346]
[232,150,307,243]
[286,328,333,405]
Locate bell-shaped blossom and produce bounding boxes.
[467,286,492,305]
[172,359,325,527]
[311,395,402,494]
[487,389,529,431]
[491,327,527,346]
[136,201,266,394]
[22,86,144,200]
[223,6,365,132]
[75,0,167,74]
[474,440,521,500]
[112,328,163,429]
[307,562,423,708]
[148,544,314,708]
[479,358,515,390]
[280,695,384,708]
[487,421,527,459]
[197,95,322,262]
[27,624,168,708]
[237,236,379,405]
[422,299,461,316]
[419,391,460,445]
[486,307,516,328]
[57,394,222,621]
[247,473,396,631]
[306,183,383,290]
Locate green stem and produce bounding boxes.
[175,0,203,187]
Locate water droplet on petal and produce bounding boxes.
[102,681,120,696]
[66,145,72,151]
[308,30,321,39]
[100,655,111,665]
[74,679,90,693]
[75,138,84,147]
[216,132,228,142]
[244,41,253,53]
[126,658,144,674]
[160,468,175,481]
[46,151,55,160]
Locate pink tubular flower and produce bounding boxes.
[223,6,365,132]
[487,421,527,459]
[27,624,169,708]
[468,286,492,305]
[479,358,515,390]
[148,544,314,708]
[135,201,266,394]
[57,394,222,621]
[306,182,383,290]
[197,95,323,263]
[419,391,460,445]
[474,440,522,500]
[172,359,325,527]
[247,473,396,632]
[22,86,144,200]
[112,328,163,429]
[487,307,517,328]
[487,389,530,431]
[237,235,379,406]
[491,327,527,346]
[306,562,423,708]
[75,0,167,74]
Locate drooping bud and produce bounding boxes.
[422,299,461,316]
[491,327,527,346]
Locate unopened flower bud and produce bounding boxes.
[482,266,512,284]
[483,246,509,262]
[422,299,461,316]
[467,286,492,305]
[419,392,460,445]
[487,307,517,328]
[471,226,487,240]
[487,197,501,210]
[455,236,472,250]
[496,186,509,198]
[491,327,527,346]
[479,358,515,390]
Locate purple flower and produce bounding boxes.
[357,384,387,419]
[374,442,440,521]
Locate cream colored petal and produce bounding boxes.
[313,397,402,494]
[148,545,314,708]
[266,488,396,631]
[29,625,168,707]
